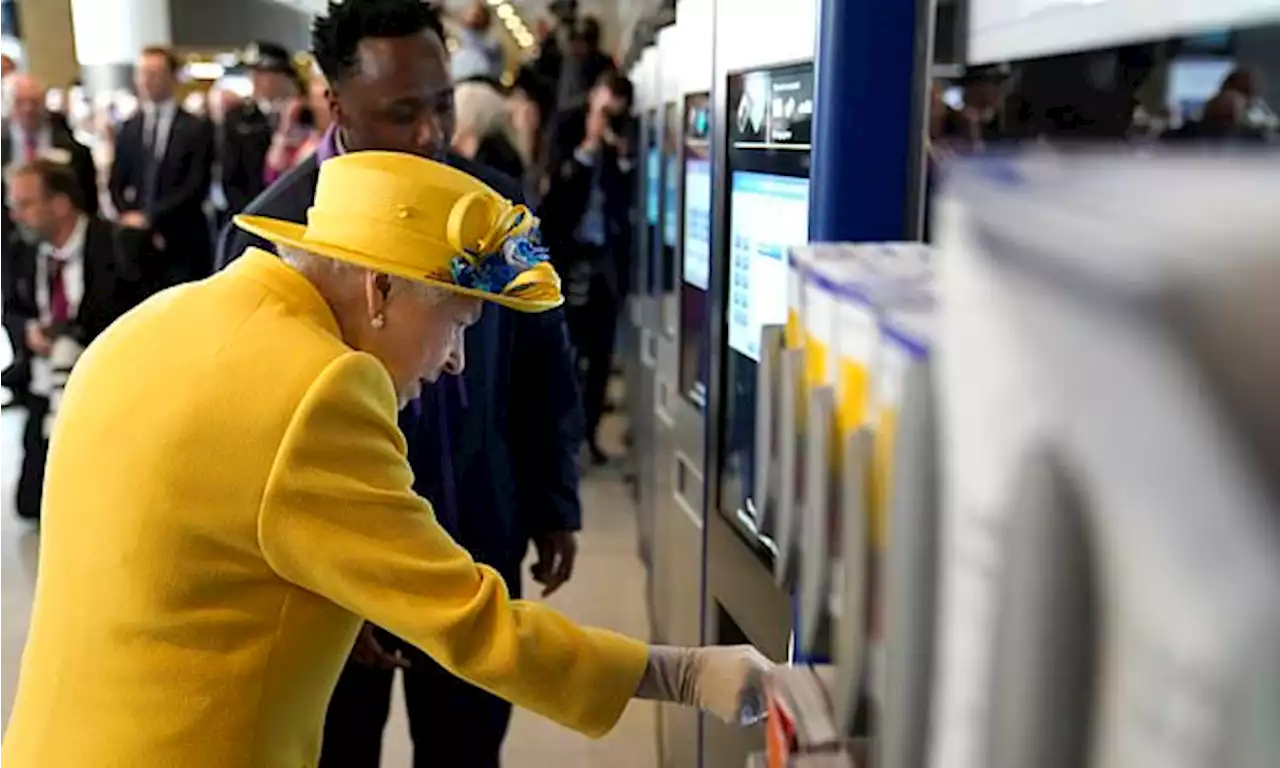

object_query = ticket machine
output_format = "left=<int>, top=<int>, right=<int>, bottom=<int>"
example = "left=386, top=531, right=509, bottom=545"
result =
left=926, top=10, right=1280, bottom=768
left=702, top=1, right=819, bottom=764
left=629, top=43, right=660, bottom=589
left=649, top=1, right=715, bottom=766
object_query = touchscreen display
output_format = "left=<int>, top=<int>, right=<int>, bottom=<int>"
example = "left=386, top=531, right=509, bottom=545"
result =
left=646, top=147, right=661, bottom=226
left=718, top=63, right=813, bottom=553
left=663, top=155, right=680, bottom=248
left=683, top=158, right=712, bottom=291
left=657, top=102, right=680, bottom=296
left=726, top=173, right=810, bottom=361
left=679, top=93, right=713, bottom=408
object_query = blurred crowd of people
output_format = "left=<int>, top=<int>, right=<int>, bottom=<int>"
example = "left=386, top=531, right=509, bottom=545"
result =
left=928, top=61, right=1277, bottom=152
left=2, top=0, right=643, bottom=472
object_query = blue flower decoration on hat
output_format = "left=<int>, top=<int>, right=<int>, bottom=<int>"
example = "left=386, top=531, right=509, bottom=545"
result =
left=450, top=210, right=552, bottom=295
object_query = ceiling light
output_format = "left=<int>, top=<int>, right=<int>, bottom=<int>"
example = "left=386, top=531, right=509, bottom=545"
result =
left=186, top=62, right=225, bottom=80
left=485, top=0, right=502, bottom=5
left=516, top=34, right=535, bottom=48
left=496, top=3, right=515, bottom=19
left=504, top=16, right=523, bottom=31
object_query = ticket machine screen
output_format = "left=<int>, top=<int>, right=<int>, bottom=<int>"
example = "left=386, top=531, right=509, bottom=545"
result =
left=680, top=94, right=712, bottom=408
left=717, top=62, right=813, bottom=555
left=644, top=111, right=660, bottom=296
left=659, top=102, right=680, bottom=295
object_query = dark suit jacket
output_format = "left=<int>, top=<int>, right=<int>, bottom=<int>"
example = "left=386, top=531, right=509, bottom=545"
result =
left=109, top=106, right=214, bottom=278
left=216, top=152, right=585, bottom=565
left=2, top=116, right=99, bottom=217
left=2, top=217, right=148, bottom=358
left=219, top=102, right=274, bottom=216
left=538, top=132, right=635, bottom=296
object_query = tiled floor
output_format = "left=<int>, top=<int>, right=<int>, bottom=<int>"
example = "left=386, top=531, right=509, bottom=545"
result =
left=0, top=405, right=657, bottom=767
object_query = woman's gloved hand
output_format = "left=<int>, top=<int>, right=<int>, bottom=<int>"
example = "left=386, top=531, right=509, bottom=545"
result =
left=634, top=645, right=774, bottom=725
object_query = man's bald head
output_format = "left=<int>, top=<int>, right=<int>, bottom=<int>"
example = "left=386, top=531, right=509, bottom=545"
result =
left=10, top=74, right=47, bottom=133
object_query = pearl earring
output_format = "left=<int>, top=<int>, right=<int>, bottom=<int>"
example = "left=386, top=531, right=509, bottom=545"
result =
left=371, top=314, right=386, bottom=329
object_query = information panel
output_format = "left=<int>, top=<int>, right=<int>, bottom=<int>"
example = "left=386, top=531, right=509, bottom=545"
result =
left=718, top=61, right=813, bottom=560
left=680, top=93, right=714, bottom=408
left=727, top=173, right=811, bottom=361
left=646, top=147, right=661, bottom=226
left=684, top=158, right=712, bottom=290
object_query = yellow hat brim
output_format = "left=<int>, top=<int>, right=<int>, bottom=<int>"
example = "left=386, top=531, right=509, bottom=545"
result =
left=234, top=215, right=564, bottom=314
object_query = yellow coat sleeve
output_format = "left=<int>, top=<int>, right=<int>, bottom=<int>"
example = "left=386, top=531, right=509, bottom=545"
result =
left=258, top=352, right=649, bottom=738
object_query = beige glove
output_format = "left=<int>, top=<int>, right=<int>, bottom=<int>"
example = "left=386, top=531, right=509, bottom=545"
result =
left=634, top=645, right=774, bottom=725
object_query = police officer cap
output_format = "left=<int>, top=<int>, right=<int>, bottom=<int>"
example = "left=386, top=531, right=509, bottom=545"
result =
left=242, top=41, right=294, bottom=75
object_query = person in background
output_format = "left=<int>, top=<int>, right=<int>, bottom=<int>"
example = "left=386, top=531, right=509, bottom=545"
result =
left=263, top=96, right=322, bottom=185
left=306, top=67, right=332, bottom=134
left=4, top=74, right=101, bottom=404
left=453, top=80, right=525, bottom=183
left=3, top=160, right=147, bottom=521
left=557, top=16, right=615, bottom=110
left=217, top=2, right=588, bottom=764
left=109, top=45, right=214, bottom=284
left=531, top=16, right=564, bottom=96
left=3, top=74, right=99, bottom=217
left=941, top=67, right=1005, bottom=149
left=510, top=65, right=554, bottom=198
left=539, top=70, right=635, bottom=466
left=451, top=0, right=503, bottom=85
left=1229, top=68, right=1278, bottom=135
left=220, top=41, right=301, bottom=216
left=207, top=85, right=242, bottom=231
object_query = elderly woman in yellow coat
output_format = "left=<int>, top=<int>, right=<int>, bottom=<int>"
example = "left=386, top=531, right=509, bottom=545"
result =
left=2, top=151, right=771, bottom=766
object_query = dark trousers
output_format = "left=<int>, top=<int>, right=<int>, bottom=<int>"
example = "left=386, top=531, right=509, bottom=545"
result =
left=319, top=561, right=522, bottom=767
left=16, top=395, right=49, bottom=521
left=565, top=253, right=620, bottom=447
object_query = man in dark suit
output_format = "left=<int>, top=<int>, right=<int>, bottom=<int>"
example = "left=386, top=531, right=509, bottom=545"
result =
left=4, top=160, right=148, bottom=521
left=546, top=68, right=634, bottom=181
left=217, top=2, right=585, bottom=765
left=540, top=70, right=635, bottom=464
left=109, top=45, right=214, bottom=285
left=3, top=74, right=99, bottom=217
left=219, top=41, right=302, bottom=217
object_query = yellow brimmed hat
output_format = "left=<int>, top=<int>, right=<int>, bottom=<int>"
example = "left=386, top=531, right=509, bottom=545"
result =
left=233, top=151, right=563, bottom=313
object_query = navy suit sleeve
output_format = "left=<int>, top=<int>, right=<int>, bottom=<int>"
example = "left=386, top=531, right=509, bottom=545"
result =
left=216, top=217, right=274, bottom=269
left=510, top=305, right=585, bottom=534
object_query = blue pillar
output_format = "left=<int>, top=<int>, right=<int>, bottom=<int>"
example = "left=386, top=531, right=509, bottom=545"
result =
left=809, top=0, right=929, bottom=242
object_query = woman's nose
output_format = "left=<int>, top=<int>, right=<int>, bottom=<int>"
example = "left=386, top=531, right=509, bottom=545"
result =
left=443, top=341, right=466, bottom=376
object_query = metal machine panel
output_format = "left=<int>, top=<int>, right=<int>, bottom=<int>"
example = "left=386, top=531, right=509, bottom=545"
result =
left=703, top=2, right=818, bottom=765
left=652, top=4, right=715, bottom=763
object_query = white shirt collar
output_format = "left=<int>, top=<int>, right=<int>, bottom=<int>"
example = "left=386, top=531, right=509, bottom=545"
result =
left=145, top=99, right=177, bottom=119
left=9, top=121, right=52, bottom=151
left=43, top=215, right=90, bottom=263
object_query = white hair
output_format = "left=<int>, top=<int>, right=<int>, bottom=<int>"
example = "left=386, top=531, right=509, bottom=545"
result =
left=278, top=245, right=451, bottom=304
left=453, top=80, right=519, bottom=152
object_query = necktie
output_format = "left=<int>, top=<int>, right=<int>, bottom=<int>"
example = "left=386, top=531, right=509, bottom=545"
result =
left=144, top=109, right=161, bottom=157
left=24, top=133, right=37, bottom=162
left=48, top=258, right=69, bottom=326
left=142, top=109, right=162, bottom=214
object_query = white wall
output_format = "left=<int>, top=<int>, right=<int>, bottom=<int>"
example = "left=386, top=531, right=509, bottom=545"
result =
left=70, top=0, right=169, bottom=67
left=968, top=0, right=1280, bottom=64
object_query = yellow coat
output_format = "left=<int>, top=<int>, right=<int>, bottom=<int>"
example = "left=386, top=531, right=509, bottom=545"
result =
left=2, top=248, right=649, bottom=767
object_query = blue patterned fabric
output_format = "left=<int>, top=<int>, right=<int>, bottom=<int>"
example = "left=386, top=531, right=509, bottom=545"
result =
left=450, top=227, right=551, bottom=296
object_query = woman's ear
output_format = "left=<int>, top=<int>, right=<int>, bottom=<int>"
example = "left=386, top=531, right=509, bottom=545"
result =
left=364, top=272, right=393, bottom=326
